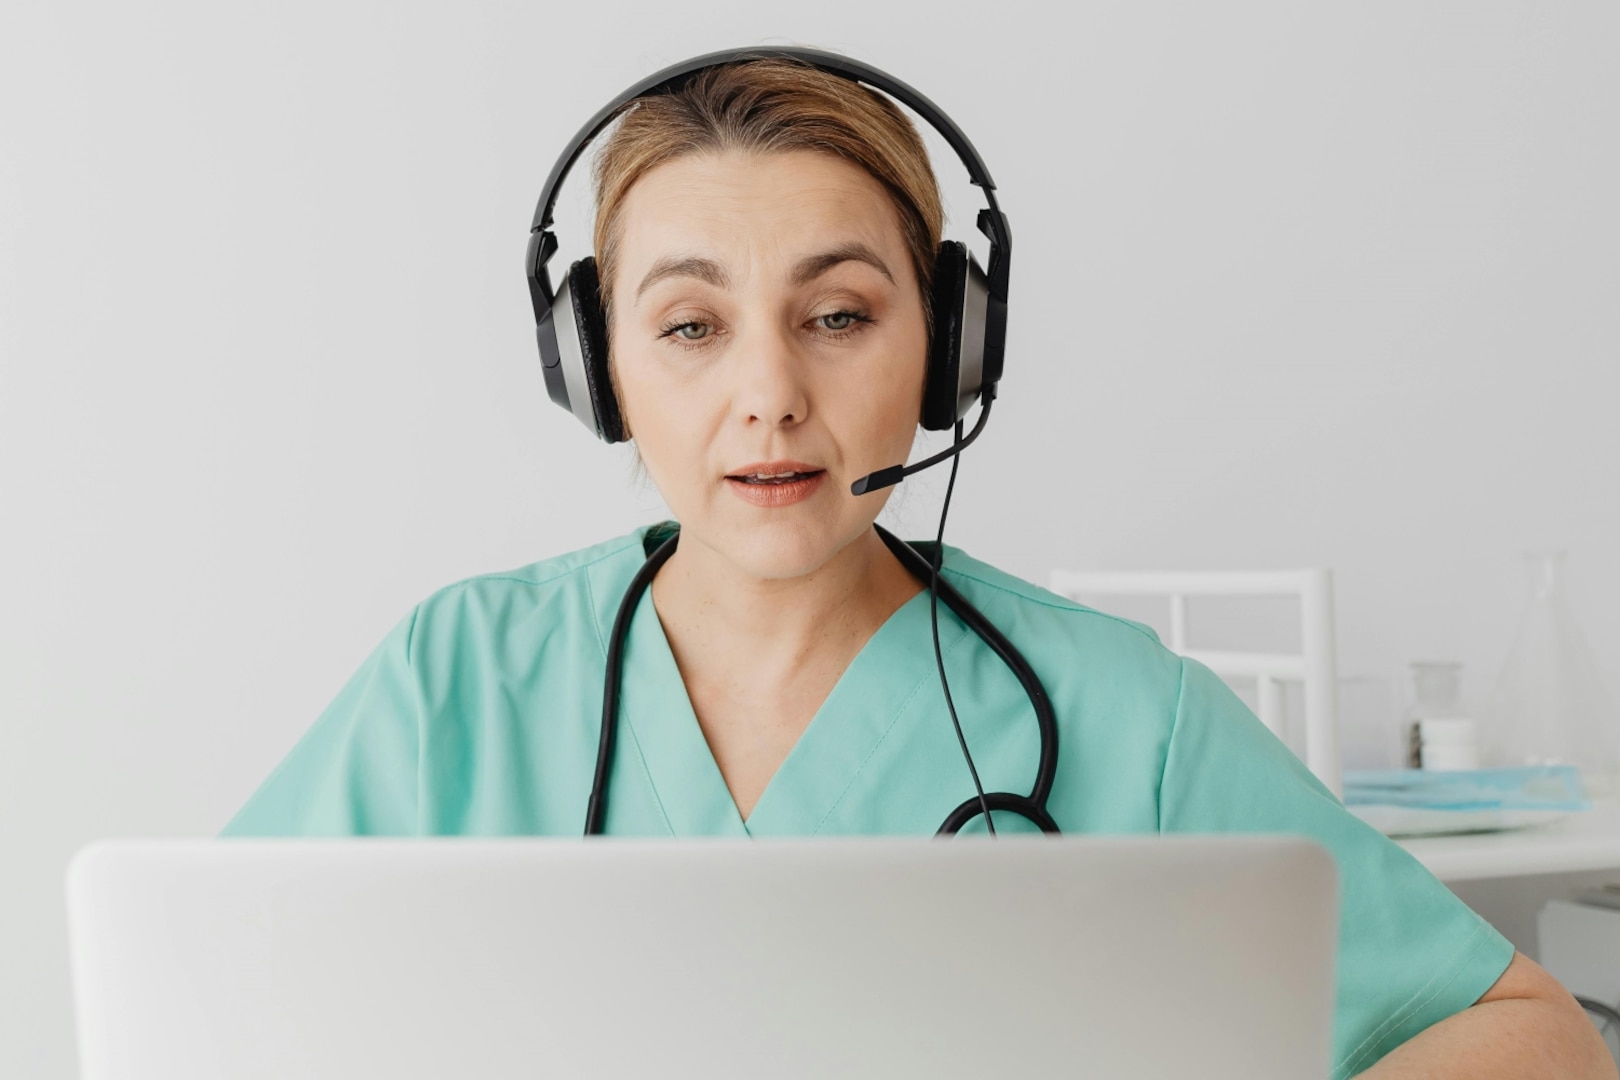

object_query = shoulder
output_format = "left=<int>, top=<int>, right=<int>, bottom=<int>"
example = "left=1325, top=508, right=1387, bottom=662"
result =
left=935, top=541, right=1170, bottom=657
left=402, top=525, right=660, bottom=662
left=932, top=538, right=1186, bottom=719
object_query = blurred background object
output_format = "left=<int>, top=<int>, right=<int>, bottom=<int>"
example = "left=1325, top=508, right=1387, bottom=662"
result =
left=1404, top=661, right=1479, bottom=770
left=1482, top=550, right=1620, bottom=796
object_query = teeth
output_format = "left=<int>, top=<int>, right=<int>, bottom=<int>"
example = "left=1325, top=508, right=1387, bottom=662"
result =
left=734, top=469, right=818, bottom=485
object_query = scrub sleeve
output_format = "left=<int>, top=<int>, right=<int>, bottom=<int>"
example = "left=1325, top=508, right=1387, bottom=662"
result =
left=1161, top=656, right=1516, bottom=1079
left=220, top=607, right=422, bottom=836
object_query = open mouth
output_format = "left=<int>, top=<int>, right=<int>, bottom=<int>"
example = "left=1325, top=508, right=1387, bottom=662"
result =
left=728, top=469, right=825, bottom=485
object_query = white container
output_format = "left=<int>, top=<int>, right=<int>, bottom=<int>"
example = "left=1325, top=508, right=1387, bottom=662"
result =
left=1418, top=717, right=1479, bottom=771
left=1404, top=661, right=1475, bottom=770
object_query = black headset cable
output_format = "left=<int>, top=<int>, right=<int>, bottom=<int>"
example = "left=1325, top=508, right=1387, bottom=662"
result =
left=929, top=416, right=996, bottom=836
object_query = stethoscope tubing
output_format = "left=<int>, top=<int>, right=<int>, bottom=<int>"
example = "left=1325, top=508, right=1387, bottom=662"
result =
left=586, top=526, right=1060, bottom=836
left=874, top=526, right=1061, bottom=834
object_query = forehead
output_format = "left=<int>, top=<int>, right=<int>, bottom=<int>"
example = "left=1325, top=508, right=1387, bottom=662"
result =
left=611, top=149, right=909, bottom=286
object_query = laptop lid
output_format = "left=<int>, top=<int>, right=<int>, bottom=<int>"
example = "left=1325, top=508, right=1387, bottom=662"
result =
left=67, top=835, right=1336, bottom=1079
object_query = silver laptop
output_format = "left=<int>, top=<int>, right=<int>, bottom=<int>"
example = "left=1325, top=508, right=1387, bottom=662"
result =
left=66, top=835, right=1337, bottom=1079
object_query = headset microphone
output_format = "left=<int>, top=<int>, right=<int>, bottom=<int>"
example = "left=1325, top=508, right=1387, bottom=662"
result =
left=849, top=385, right=997, bottom=496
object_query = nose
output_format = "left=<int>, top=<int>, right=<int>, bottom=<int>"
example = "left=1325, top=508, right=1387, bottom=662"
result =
left=729, top=320, right=810, bottom=430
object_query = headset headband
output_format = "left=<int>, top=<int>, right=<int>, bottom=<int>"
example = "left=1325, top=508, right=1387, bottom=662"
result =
left=527, top=45, right=1011, bottom=301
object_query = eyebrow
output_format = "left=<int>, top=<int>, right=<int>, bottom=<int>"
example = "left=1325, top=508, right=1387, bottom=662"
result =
left=634, top=241, right=896, bottom=301
left=790, top=242, right=896, bottom=289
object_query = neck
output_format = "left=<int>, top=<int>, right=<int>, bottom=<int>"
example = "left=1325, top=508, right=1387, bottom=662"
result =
left=650, top=525, right=924, bottom=680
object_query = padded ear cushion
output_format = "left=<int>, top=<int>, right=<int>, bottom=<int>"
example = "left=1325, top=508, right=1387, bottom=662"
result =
left=566, top=257, right=625, bottom=443
left=922, top=241, right=969, bottom=431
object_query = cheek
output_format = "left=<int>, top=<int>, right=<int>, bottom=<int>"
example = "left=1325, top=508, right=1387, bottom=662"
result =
left=610, top=348, right=709, bottom=493
left=881, top=328, right=932, bottom=425
left=610, top=343, right=668, bottom=435
left=825, top=354, right=927, bottom=452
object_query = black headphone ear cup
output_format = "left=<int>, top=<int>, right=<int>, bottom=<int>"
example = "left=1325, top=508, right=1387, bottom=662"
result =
left=565, top=257, right=626, bottom=443
left=923, top=242, right=969, bottom=430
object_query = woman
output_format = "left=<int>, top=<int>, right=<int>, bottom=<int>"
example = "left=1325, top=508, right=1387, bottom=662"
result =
left=221, top=48, right=1610, bottom=1078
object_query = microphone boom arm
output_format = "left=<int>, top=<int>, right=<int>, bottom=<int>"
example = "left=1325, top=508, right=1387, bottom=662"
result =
left=850, top=384, right=998, bottom=496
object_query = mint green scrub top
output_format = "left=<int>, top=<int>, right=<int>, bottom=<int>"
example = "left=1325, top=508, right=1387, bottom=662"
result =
left=220, top=523, right=1514, bottom=1078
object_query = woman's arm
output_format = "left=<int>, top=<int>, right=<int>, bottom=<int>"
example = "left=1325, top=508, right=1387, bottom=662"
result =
left=1358, top=950, right=1615, bottom=1079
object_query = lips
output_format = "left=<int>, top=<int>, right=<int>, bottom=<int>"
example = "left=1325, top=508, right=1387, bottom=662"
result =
left=723, top=461, right=828, bottom=508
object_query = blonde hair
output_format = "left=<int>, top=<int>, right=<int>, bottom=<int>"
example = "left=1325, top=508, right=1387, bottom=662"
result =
left=588, top=54, right=945, bottom=334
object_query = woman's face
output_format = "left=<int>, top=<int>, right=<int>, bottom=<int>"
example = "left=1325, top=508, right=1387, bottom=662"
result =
left=607, top=149, right=930, bottom=582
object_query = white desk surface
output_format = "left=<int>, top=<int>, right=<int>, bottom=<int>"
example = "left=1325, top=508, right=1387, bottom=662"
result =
left=1398, top=797, right=1620, bottom=883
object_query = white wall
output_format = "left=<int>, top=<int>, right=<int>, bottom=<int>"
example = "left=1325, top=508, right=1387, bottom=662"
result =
left=3, top=2, right=1617, bottom=1075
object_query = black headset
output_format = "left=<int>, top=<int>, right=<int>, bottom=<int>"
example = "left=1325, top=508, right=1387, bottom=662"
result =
left=523, top=44, right=1013, bottom=443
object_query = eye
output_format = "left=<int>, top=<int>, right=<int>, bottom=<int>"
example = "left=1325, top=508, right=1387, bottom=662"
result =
left=658, top=319, right=716, bottom=347
left=812, top=309, right=874, bottom=336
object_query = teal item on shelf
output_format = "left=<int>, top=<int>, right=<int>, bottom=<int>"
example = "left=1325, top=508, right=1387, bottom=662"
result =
left=1342, top=765, right=1590, bottom=812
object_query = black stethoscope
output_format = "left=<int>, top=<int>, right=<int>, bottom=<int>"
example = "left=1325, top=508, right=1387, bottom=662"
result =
left=584, top=522, right=1061, bottom=837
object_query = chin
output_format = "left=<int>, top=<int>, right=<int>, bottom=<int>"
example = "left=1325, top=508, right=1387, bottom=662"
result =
left=696, top=512, right=864, bottom=582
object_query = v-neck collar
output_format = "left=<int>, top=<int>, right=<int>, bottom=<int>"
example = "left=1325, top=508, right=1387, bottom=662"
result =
left=590, top=524, right=968, bottom=838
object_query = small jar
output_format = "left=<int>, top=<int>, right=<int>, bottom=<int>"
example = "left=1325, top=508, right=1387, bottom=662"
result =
left=1405, top=661, right=1479, bottom=770
left=1418, top=717, right=1480, bottom=771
